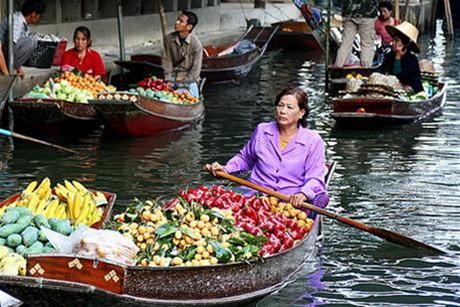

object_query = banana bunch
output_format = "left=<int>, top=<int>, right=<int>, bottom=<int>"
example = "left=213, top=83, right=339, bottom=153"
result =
left=54, top=180, right=105, bottom=226
left=0, top=248, right=26, bottom=276
left=15, top=178, right=67, bottom=219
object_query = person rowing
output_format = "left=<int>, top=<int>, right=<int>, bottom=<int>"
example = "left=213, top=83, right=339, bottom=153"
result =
left=205, top=86, right=329, bottom=215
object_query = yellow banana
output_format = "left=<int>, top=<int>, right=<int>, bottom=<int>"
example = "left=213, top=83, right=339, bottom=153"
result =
left=42, top=186, right=52, bottom=202
left=22, top=181, right=38, bottom=195
left=44, top=198, right=60, bottom=218
left=35, top=199, right=48, bottom=215
left=55, top=184, right=71, bottom=201
left=76, top=193, right=91, bottom=224
left=34, top=177, right=51, bottom=199
left=72, top=190, right=84, bottom=221
left=57, top=203, right=67, bottom=219
left=26, top=194, right=40, bottom=212
left=72, top=180, right=88, bottom=192
left=64, top=180, right=77, bottom=193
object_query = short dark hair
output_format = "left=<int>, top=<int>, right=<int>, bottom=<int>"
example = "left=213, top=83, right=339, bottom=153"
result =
left=21, top=0, right=46, bottom=16
left=274, top=86, right=309, bottom=127
left=378, top=1, right=393, bottom=11
left=182, top=10, right=198, bottom=30
left=73, top=26, right=92, bottom=48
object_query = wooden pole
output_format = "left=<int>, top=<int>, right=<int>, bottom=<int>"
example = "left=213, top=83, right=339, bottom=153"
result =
left=430, top=0, right=439, bottom=37
left=443, top=0, right=454, bottom=37
left=395, top=0, right=400, bottom=20
left=157, top=0, right=168, bottom=46
left=404, top=0, right=410, bottom=21
left=325, top=0, right=332, bottom=93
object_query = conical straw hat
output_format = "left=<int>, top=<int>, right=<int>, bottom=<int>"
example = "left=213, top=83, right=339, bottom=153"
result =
left=385, top=21, right=420, bottom=53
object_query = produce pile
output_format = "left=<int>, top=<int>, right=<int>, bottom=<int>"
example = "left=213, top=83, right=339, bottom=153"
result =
left=128, top=76, right=199, bottom=105
left=24, top=70, right=115, bottom=103
left=0, top=178, right=108, bottom=275
left=113, top=186, right=314, bottom=267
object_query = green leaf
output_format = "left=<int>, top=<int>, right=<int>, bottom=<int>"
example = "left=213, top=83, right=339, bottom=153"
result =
left=182, top=246, right=198, bottom=261
left=155, top=223, right=178, bottom=239
left=180, top=225, right=199, bottom=240
left=240, top=232, right=267, bottom=246
left=210, top=240, right=232, bottom=263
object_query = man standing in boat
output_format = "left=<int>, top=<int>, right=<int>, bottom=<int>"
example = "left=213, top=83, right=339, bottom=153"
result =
left=334, top=0, right=379, bottom=67
left=162, top=11, right=203, bottom=98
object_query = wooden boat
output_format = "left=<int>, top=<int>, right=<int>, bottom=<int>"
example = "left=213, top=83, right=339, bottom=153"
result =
left=0, top=165, right=336, bottom=306
left=9, top=98, right=100, bottom=131
left=0, top=190, right=116, bottom=229
left=89, top=93, right=204, bottom=136
left=332, top=83, right=447, bottom=125
left=328, top=65, right=379, bottom=96
left=270, top=20, right=323, bottom=51
left=115, top=26, right=279, bottom=85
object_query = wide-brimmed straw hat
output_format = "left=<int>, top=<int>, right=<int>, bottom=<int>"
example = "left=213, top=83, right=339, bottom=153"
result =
left=385, top=21, right=420, bottom=53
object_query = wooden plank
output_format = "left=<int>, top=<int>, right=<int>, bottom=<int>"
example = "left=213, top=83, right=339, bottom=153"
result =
left=443, top=0, right=454, bottom=37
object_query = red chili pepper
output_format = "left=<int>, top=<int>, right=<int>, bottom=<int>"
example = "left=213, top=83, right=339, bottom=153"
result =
left=164, top=198, right=179, bottom=210
left=243, top=206, right=259, bottom=223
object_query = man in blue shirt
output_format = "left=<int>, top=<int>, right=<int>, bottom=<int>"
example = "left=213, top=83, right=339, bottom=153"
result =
left=0, top=0, right=46, bottom=77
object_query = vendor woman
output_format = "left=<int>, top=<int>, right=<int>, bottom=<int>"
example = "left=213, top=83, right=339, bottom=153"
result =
left=380, top=21, right=423, bottom=93
left=205, top=86, right=329, bottom=212
left=61, top=26, right=106, bottom=79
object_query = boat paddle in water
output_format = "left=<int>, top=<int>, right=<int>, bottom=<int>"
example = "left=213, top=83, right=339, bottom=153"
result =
left=207, top=170, right=446, bottom=255
left=0, top=128, right=79, bottom=154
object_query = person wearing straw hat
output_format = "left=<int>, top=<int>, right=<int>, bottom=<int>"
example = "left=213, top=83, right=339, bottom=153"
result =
left=380, top=21, right=423, bottom=93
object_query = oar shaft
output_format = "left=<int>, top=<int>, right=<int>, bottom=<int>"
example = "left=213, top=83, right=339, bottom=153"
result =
left=0, top=128, right=78, bottom=154
left=213, top=170, right=445, bottom=254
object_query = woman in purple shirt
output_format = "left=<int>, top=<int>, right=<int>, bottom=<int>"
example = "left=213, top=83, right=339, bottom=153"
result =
left=206, top=86, right=329, bottom=210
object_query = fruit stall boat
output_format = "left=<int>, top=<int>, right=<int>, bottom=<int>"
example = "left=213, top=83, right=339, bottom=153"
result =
left=331, top=83, right=447, bottom=126
left=9, top=98, right=100, bottom=131
left=90, top=93, right=205, bottom=136
left=115, top=26, right=279, bottom=85
left=0, top=165, right=335, bottom=306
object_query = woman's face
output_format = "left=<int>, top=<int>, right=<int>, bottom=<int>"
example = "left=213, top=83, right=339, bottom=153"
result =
left=392, top=36, right=407, bottom=53
left=275, top=94, right=305, bottom=128
left=74, top=31, right=90, bottom=52
left=379, top=7, right=392, bottom=20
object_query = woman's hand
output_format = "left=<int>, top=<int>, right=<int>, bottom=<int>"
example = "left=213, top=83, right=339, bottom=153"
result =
left=204, top=162, right=226, bottom=177
left=289, top=193, right=307, bottom=208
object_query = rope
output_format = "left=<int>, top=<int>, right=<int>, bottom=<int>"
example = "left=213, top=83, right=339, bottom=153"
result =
left=238, top=0, right=248, bottom=22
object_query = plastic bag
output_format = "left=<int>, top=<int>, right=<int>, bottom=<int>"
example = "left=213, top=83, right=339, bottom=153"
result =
left=42, top=226, right=139, bottom=266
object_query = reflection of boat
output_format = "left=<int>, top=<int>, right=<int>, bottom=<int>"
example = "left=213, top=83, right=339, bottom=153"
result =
left=0, top=166, right=335, bottom=306
left=269, top=20, right=323, bottom=51
left=9, top=98, right=100, bottom=131
left=332, top=83, right=447, bottom=125
left=115, top=26, right=278, bottom=85
left=90, top=94, right=204, bottom=136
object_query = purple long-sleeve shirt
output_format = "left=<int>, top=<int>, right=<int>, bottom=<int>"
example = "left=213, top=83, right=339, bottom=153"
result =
left=224, top=121, right=328, bottom=203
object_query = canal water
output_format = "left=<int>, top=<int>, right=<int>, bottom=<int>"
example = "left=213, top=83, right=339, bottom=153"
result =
left=1, top=28, right=459, bottom=305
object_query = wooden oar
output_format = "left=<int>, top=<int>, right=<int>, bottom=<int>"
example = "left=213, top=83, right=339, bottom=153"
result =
left=209, top=170, right=446, bottom=255
left=0, top=128, right=79, bottom=154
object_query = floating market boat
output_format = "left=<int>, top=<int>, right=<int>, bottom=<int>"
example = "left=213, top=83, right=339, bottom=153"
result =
left=9, top=98, right=100, bottom=131
left=0, top=165, right=336, bottom=306
left=90, top=93, right=204, bottom=136
left=115, top=26, right=278, bottom=85
left=331, top=83, right=447, bottom=125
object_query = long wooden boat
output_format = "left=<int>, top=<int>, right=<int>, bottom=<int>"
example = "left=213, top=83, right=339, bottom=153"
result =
left=89, top=93, right=204, bottom=136
left=270, top=20, right=323, bottom=51
left=328, top=65, right=380, bottom=96
left=9, top=98, right=100, bottom=131
left=115, top=26, right=279, bottom=85
left=0, top=165, right=336, bottom=306
left=332, top=83, right=447, bottom=125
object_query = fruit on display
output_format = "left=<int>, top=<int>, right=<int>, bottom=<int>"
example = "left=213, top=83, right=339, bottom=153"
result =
left=0, top=247, right=26, bottom=276
left=113, top=198, right=266, bottom=267
left=24, top=70, right=115, bottom=103
left=0, top=178, right=107, bottom=227
left=97, top=92, right=138, bottom=102
left=112, top=185, right=315, bottom=267
left=128, top=76, right=200, bottom=105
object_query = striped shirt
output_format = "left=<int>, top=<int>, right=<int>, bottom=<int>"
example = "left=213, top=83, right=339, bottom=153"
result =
left=0, top=12, right=29, bottom=45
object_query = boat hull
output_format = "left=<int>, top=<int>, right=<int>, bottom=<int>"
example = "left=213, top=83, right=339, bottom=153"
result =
left=332, top=83, right=447, bottom=126
left=270, top=21, right=323, bottom=51
left=9, top=99, right=100, bottom=132
left=90, top=96, right=204, bottom=136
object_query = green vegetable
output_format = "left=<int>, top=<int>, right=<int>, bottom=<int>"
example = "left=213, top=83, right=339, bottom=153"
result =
left=24, top=241, right=44, bottom=256
left=33, top=214, right=50, bottom=229
left=21, top=226, right=39, bottom=247
left=15, top=244, right=26, bottom=255
left=38, top=230, right=48, bottom=242
left=0, top=238, right=6, bottom=245
left=17, top=215, right=33, bottom=226
left=48, top=218, right=61, bottom=231
left=0, top=223, right=29, bottom=238
left=54, top=220, right=71, bottom=236
left=42, top=246, right=56, bottom=254
left=13, top=207, right=33, bottom=216
left=6, top=233, right=22, bottom=248
left=1, top=210, right=20, bottom=224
